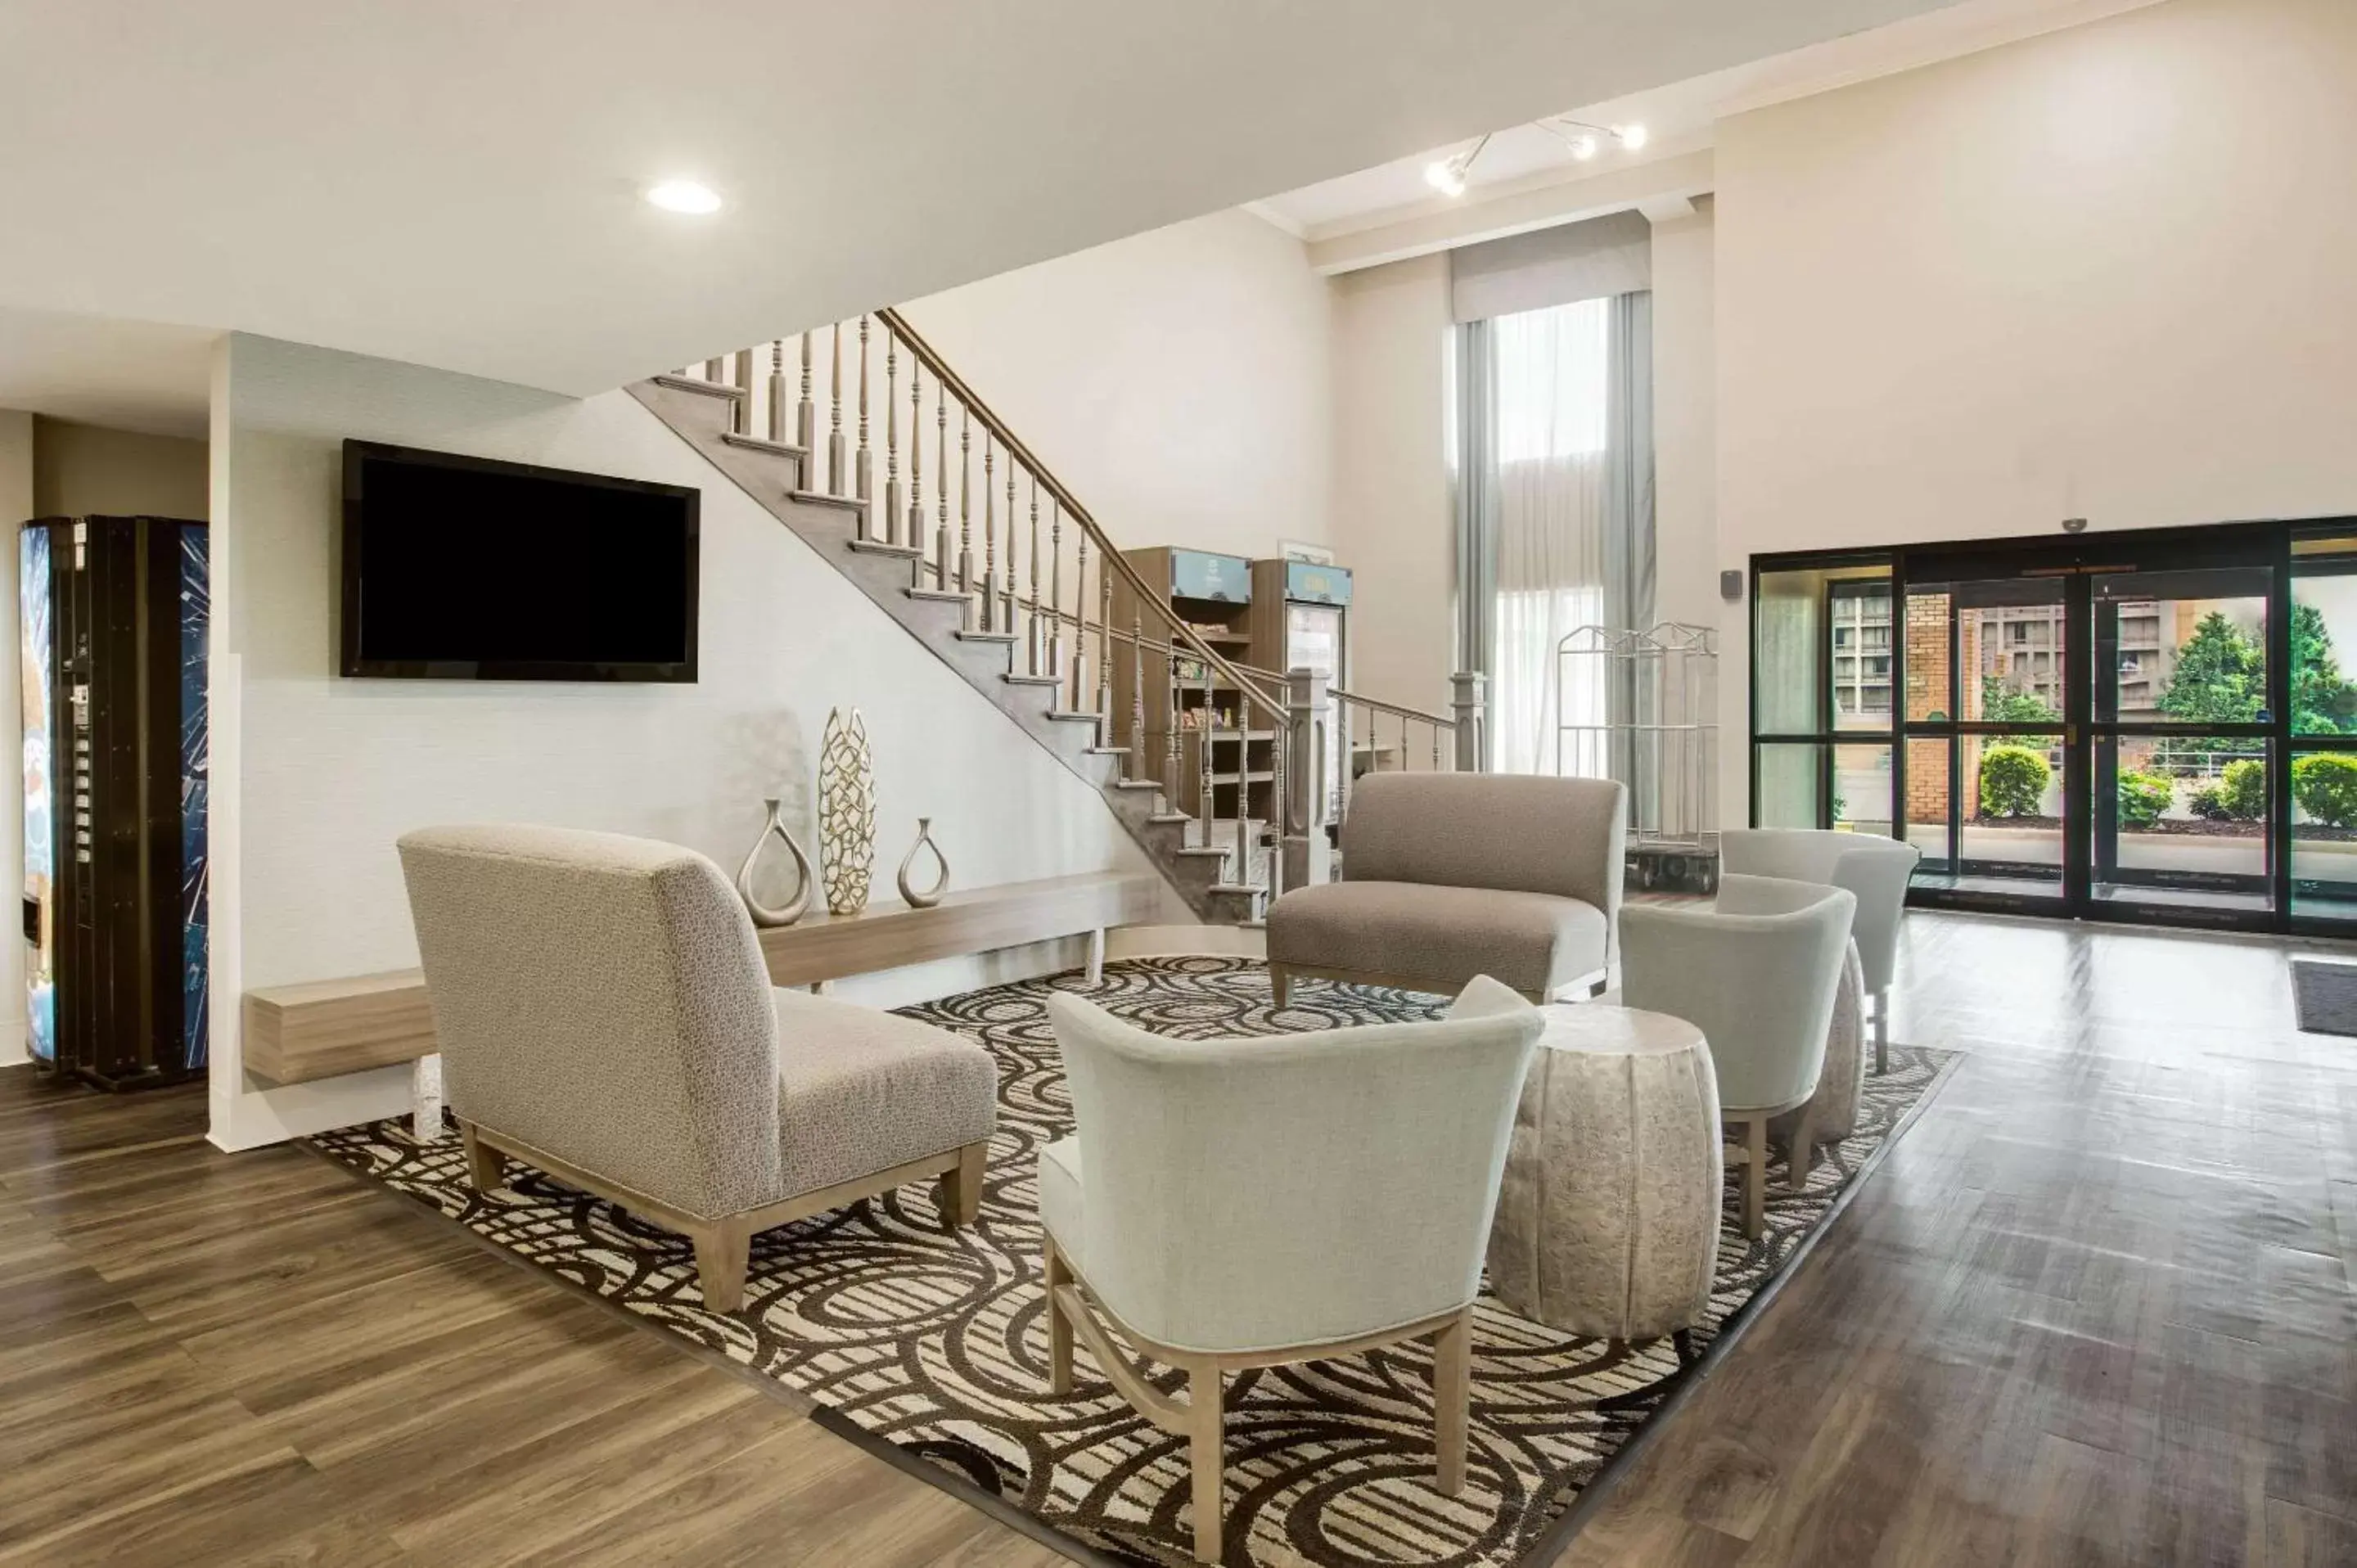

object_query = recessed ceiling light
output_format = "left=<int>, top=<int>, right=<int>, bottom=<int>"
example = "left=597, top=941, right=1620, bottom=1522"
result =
left=1569, top=133, right=1600, bottom=161
left=646, top=179, right=723, bottom=215
left=1613, top=124, right=1649, bottom=151
left=1423, top=159, right=1467, bottom=197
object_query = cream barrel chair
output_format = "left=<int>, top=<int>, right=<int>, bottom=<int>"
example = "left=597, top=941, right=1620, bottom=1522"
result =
left=1719, top=828, right=1920, bottom=1073
left=1038, top=979, right=1545, bottom=1564
left=399, top=824, right=998, bottom=1312
left=1620, top=874, right=1856, bottom=1237
left=1265, top=773, right=1627, bottom=1006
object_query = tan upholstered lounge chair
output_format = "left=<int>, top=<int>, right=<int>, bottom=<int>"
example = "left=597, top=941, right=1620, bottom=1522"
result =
left=397, top=823, right=998, bottom=1312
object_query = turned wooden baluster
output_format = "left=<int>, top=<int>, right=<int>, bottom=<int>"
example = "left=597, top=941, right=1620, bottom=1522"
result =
left=826, top=324, right=846, bottom=498
left=1235, top=695, right=1253, bottom=880
left=854, top=317, right=873, bottom=523
left=1266, top=696, right=1286, bottom=904
left=1046, top=496, right=1064, bottom=684
left=980, top=435, right=998, bottom=632
left=1003, top=461, right=1020, bottom=636
left=1026, top=479, right=1044, bottom=677
left=1067, top=525, right=1089, bottom=707
left=1130, top=612, right=1146, bottom=782
left=728, top=346, right=751, bottom=435
left=881, top=329, right=898, bottom=547
left=1198, top=657, right=1216, bottom=843
left=957, top=408, right=974, bottom=595
left=907, top=356, right=925, bottom=554
left=1164, top=641, right=1183, bottom=805
left=796, top=332, right=815, bottom=456
left=766, top=340, right=790, bottom=447
left=1098, top=571, right=1115, bottom=723
left=935, top=385, right=951, bottom=586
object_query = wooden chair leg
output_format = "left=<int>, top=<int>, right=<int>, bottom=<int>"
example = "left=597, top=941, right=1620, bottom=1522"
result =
left=939, top=1139, right=989, bottom=1228
left=1043, top=1233, right=1075, bottom=1395
left=1431, top=1307, right=1471, bottom=1495
left=1186, top=1360, right=1225, bottom=1565
left=1787, top=1104, right=1817, bottom=1193
left=460, top=1122, right=504, bottom=1192
left=692, top=1216, right=750, bottom=1313
left=1743, top=1115, right=1768, bottom=1239
left=1269, top=964, right=1290, bottom=1009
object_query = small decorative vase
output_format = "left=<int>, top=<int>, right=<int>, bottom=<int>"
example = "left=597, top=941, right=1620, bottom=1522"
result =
left=736, top=797, right=813, bottom=927
left=818, top=707, right=877, bottom=916
left=896, top=818, right=950, bottom=909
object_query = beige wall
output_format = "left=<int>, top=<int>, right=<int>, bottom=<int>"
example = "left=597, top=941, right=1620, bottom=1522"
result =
left=31, top=417, right=208, bottom=519
left=899, top=208, right=1335, bottom=565
left=1715, top=0, right=2357, bottom=818
left=1327, top=254, right=1456, bottom=712
left=1650, top=199, right=1718, bottom=633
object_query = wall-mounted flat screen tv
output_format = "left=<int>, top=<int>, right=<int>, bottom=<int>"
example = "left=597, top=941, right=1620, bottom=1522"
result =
left=340, top=441, right=699, bottom=682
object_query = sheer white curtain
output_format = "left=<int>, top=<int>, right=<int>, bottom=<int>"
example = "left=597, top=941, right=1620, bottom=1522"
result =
left=1489, top=298, right=1610, bottom=775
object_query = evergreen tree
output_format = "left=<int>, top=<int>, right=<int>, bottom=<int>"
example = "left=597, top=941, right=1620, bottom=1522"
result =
left=1977, top=674, right=2059, bottom=750
left=2292, top=602, right=2357, bottom=735
left=2156, top=611, right=2263, bottom=728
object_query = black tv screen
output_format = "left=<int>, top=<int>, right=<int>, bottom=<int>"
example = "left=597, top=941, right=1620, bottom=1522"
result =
left=340, top=441, right=698, bottom=682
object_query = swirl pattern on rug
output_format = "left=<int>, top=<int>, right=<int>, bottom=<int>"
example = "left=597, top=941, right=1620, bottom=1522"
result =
left=309, top=957, right=1950, bottom=1568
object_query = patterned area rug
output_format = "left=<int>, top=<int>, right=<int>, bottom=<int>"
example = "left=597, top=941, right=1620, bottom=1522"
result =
left=310, top=957, right=1954, bottom=1568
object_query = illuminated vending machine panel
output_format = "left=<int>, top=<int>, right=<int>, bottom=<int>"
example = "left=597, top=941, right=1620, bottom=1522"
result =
left=20, top=516, right=208, bottom=1089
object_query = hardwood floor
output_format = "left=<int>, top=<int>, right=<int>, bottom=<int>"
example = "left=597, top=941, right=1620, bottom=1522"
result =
left=2, top=913, right=2351, bottom=1566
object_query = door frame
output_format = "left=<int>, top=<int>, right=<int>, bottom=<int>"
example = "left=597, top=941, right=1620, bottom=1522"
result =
left=1750, top=516, right=2357, bottom=938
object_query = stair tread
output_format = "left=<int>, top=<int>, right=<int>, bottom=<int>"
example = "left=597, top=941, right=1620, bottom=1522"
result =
left=789, top=489, right=867, bottom=513
left=954, top=629, right=1017, bottom=644
left=849, top=538, right=923, bottom=558
left=1003, top=674, right=1060, bottom=687
left=720, top=430, right=808, bottom=459
left=907, top=587, right=971, bottom=603
left=651, top=374, right=745, bottom=401
left=1112, top=780, right=1163, bottom=792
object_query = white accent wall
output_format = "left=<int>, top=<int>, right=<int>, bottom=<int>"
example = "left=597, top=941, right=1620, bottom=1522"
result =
left=206, top=333, right=1165, bottom=1151
left=1715, top=0, right=2357, bottom=819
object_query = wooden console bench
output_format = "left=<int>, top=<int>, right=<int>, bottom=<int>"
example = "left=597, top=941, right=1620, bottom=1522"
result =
left=242, top=871, right=1159, bottom=1134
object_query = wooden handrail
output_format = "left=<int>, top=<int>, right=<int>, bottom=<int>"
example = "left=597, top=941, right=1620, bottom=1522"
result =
left=877, top=307, right=1289, bottom=717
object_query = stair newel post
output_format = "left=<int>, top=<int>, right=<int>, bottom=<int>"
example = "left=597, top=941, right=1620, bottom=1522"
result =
left=1047, top=497, right=1065, bottom=684
left=908, top=358, right=926, bottom=556
left=796, top=331, right=816, bottom=455
left=1233, top=689, right=1251, bottom=890
left=1026, top=477, right=1043, bottom=677
left=1336, top=695, right=1354, bottom=827
left=766, top=340, right=791, bottom=446
left=881, top=331, right=899, bottom=548
left=1197, top=656, right=1216, bottom=845
left=956, top=408, right=974, bottom=596
left=728, top=346, right=752, bottom=435
left=704, top=352, right=727, bottom=383
left=1451, top=671, right=1487, bottom=773
left=1264, top=692, right=1286, bottom=906
left=980, top=435, right=998, bottom=633
left=855, top=316, right=874, bottom=534
left=827, top=323, right=846, bottom=498
left=1431, top=721, right=1441, bottom=772
left=1284, top=669, right=1333, bottom=890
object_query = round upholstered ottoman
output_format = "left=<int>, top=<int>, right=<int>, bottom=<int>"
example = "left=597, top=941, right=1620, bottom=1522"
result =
left=1772, top=938, right=1865, bottom=1183
left=1486, top=1004, right=1722, bottom=1342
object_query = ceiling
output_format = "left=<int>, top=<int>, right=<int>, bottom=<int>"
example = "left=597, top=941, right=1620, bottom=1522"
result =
left=1255, top=0, right=2167, bottom=242
left=0, top=0, right=1978, bottom=408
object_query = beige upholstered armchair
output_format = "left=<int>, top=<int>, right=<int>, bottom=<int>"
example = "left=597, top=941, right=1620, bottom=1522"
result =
left=1264, top=773, right=1627, bottom=1005
left=398, top=824, right=998, bottom=1312
left=1039, top=977, right=1544, bottom=1564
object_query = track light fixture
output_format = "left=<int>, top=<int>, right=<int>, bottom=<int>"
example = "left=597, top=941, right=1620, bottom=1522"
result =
left=1424, top=119, right=1649, bottom=200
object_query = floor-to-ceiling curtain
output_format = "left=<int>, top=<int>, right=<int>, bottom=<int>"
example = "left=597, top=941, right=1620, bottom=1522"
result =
left=1488, top=297, right=1611, bottom=775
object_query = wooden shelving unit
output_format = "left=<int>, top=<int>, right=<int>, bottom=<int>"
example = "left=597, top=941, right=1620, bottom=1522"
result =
left=1110, top=547, right=1279, bottom=825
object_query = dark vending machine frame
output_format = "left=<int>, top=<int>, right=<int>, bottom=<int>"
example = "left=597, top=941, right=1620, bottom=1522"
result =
left=21, top=516, right=209, bottom=1090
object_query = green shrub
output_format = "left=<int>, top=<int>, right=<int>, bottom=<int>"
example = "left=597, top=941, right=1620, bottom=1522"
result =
left=1978, top=745, right=2049, bottom=818
left=2220, top=757, right=2269, bottom=821
left=2116, top=770, right=2173, bottom=830
left=2294, top=753, right=2357, bottom=828
left=2188, top=783, right=2230, bottom=821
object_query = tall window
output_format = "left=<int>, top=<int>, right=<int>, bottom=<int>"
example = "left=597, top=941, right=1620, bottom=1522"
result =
left=1489, top=298, right=1611, bottom=774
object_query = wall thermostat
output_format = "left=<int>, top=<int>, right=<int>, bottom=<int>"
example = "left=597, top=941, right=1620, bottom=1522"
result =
left=1719, top=569, right=1743, bottom=601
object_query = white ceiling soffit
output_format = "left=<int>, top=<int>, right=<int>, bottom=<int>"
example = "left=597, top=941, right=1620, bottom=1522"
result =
left=0, top=307, right=215, bottom=439
left=0, top=0, right=1984, bottom=398
left=1264, top=0, right=2170, bottom=258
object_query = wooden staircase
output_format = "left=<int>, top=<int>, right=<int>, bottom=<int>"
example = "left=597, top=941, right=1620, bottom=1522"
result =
left=628, top=327, right=1281, bottom=925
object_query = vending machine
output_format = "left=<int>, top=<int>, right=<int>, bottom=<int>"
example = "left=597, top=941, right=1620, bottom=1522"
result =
left=1247, top=557, right=1352, bottom=825
left=20, top=516, right=209, bottom=1088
